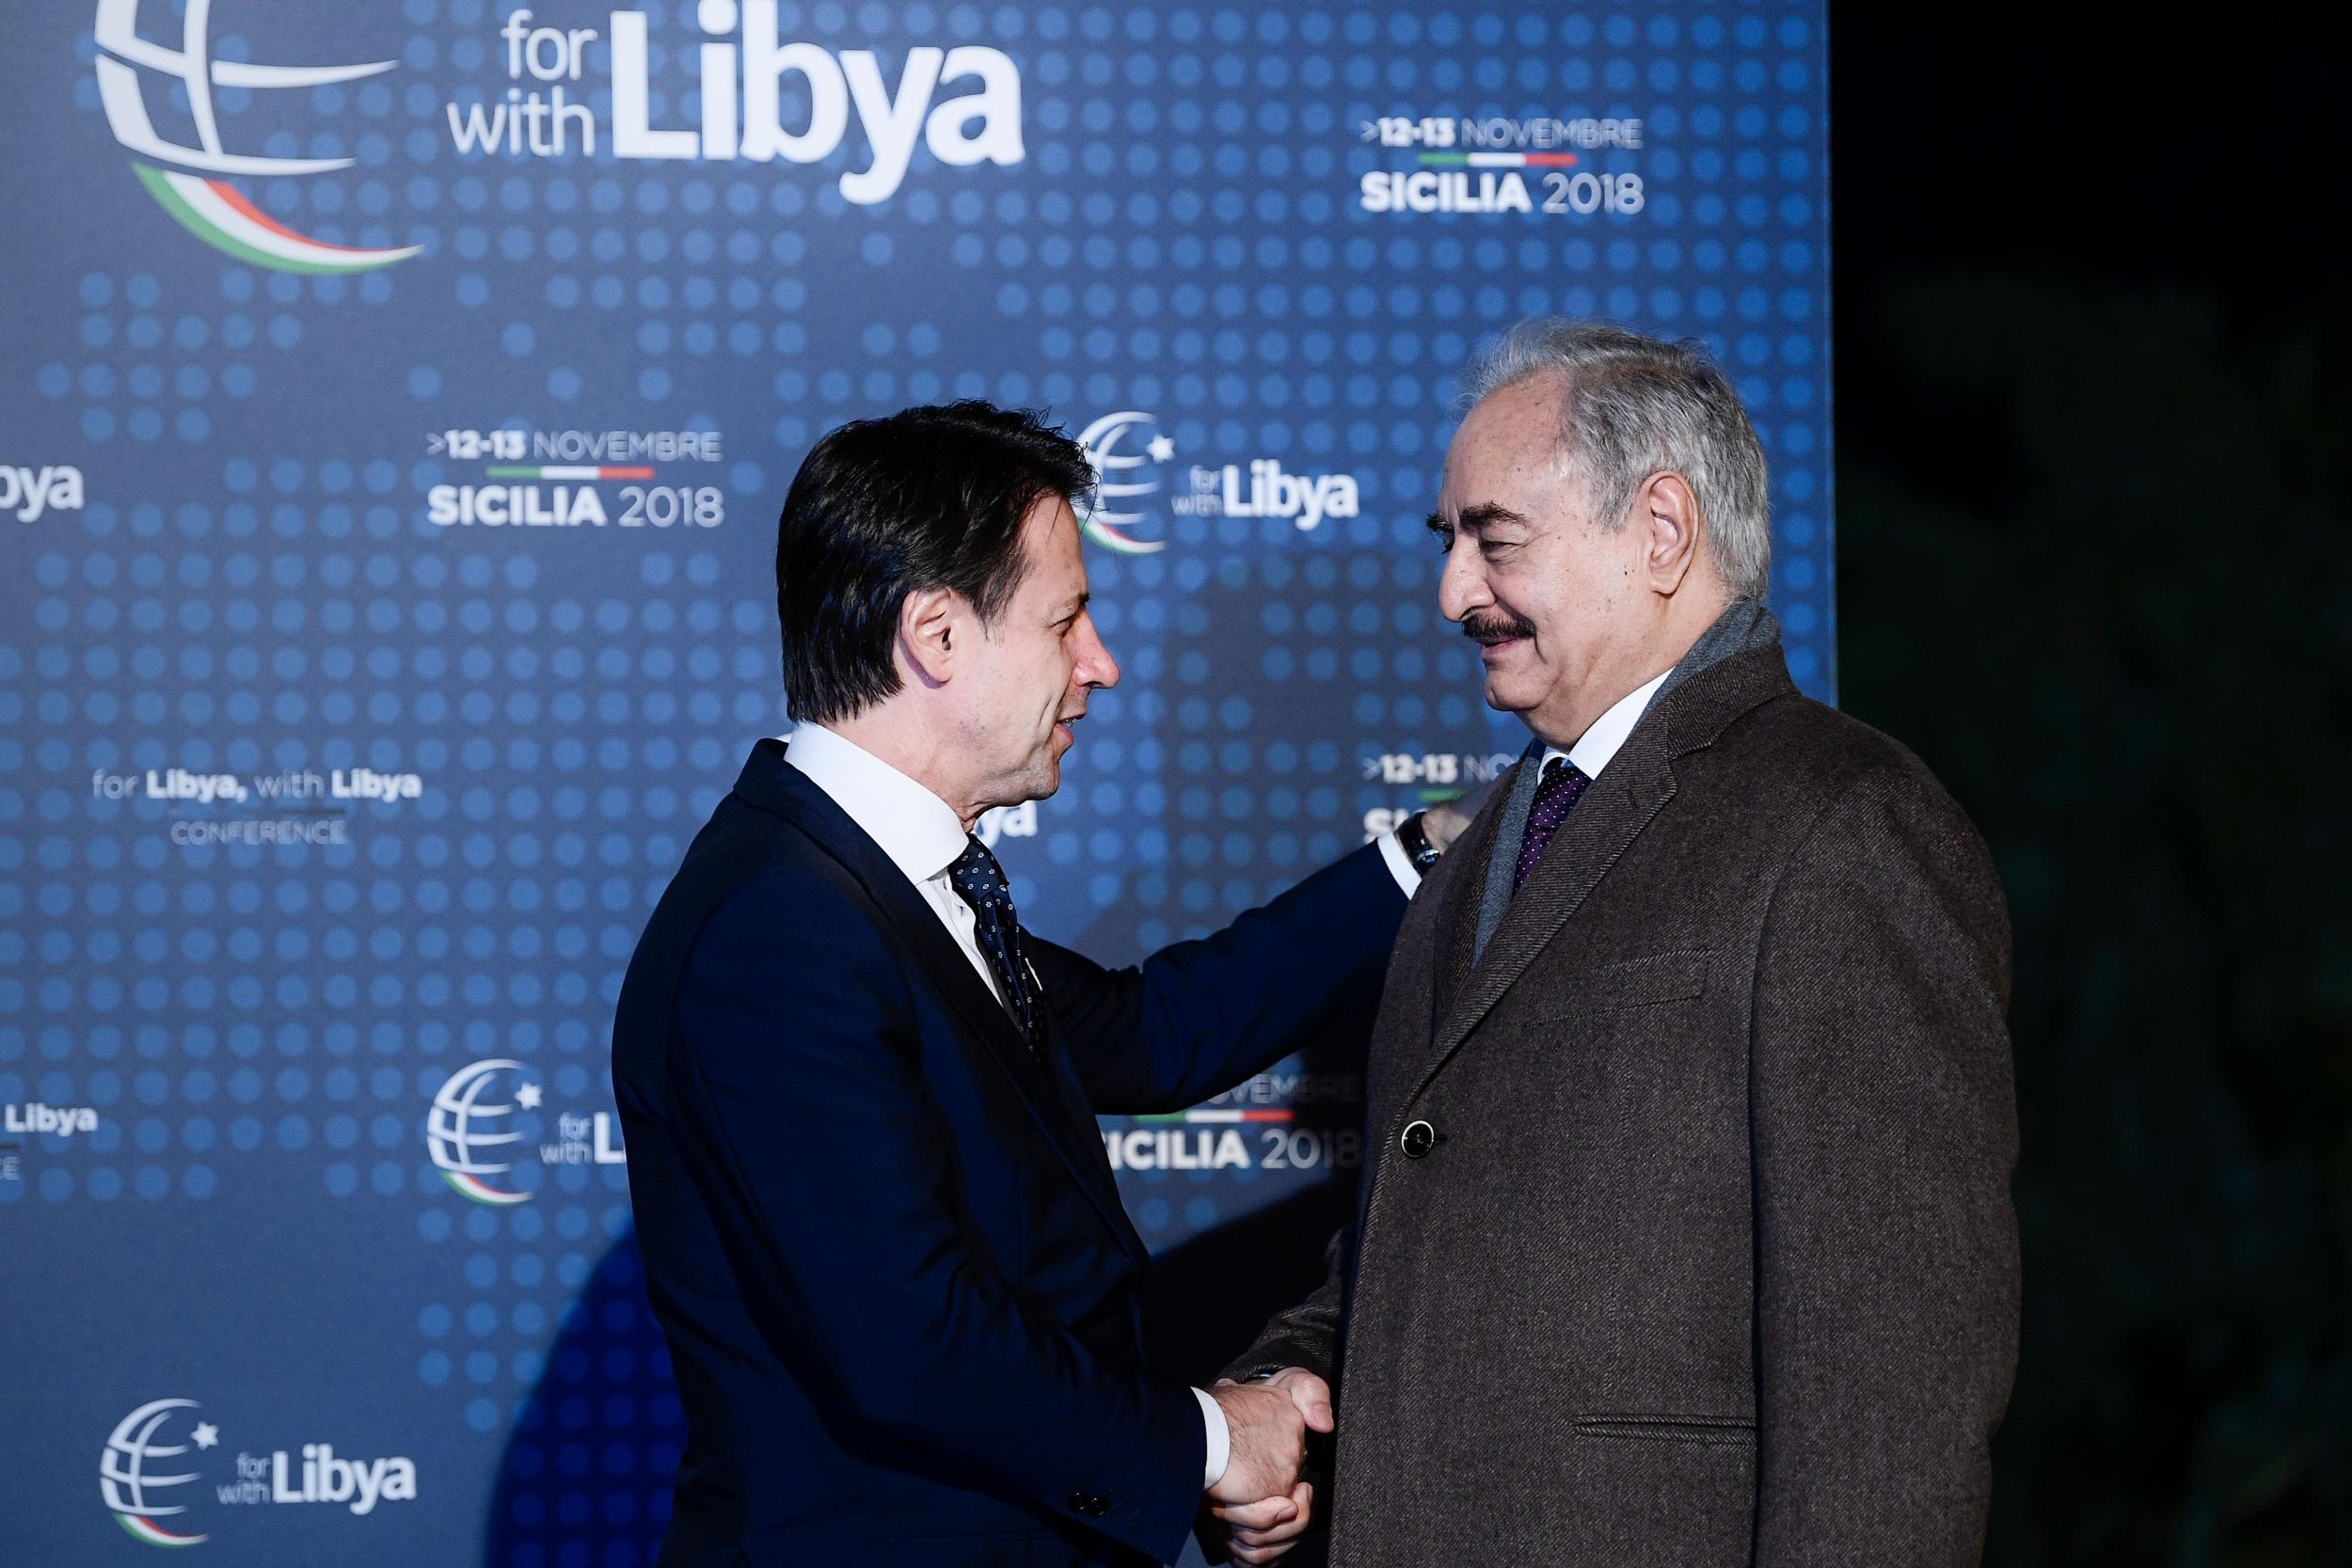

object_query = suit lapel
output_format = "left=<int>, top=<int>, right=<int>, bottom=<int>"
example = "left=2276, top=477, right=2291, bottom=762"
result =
left=1406, top=646, right=1798, bottom=1103
left=729, top=741, right=1146, bottom=1263
left=1038, top=1007, right=1148, bottom=1264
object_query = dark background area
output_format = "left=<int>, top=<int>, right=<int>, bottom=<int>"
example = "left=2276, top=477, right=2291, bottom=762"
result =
left=1831, top=5, right=2348, bottom=1561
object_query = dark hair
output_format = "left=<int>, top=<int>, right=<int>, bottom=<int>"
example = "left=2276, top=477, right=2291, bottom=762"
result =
left=773, top=401, right=1093, bottom=724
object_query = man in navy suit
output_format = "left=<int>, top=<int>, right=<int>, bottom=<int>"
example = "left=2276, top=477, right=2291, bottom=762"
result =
left=613, top=402, right=1481, bottom=1567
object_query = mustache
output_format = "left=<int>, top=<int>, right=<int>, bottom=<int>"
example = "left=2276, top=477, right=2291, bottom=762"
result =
left=1460, top=610, right=1536, bottom=644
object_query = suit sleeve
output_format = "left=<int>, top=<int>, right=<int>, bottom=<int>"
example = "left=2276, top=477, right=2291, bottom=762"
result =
left=666, top=870, right=1204, bottom=1561
left=1030, top=842, right=1406, bottom=1116
left=1749, top=768, right=2021, bottom=1567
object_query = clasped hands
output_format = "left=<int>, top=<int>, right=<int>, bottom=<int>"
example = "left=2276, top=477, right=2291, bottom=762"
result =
left=1205, top=1368, right=1331, bottom=1565
left=1194, top=787, right=1486, bottom=1564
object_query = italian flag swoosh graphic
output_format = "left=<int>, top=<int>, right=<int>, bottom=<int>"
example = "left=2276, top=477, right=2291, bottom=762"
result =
left=115, top=1513, right=206, bottom=1547
left=133, top=162, right=419, bottom=275
left=442, top=1169, right=531, bottom=1206
left=1081, top=517, right=1168, bottom=556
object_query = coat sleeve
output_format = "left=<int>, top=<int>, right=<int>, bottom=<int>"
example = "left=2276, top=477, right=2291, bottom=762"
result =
left=1220, top=1226, right=1351, bottom=1385
left=1216, top=821, right=1470, bottom=1386
left=1749, top=765, right=2021, bottom=1566
left=1029, top=842, right=1406, bottom=1116
left=665, top=870, right=1204, bottom=1561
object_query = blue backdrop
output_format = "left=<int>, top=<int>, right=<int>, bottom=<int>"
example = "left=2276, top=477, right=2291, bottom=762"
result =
left=0, top=0, right=1832, bottom=1560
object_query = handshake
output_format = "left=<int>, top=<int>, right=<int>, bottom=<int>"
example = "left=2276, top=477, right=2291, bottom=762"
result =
left=1204, top=1368, right=1333, bottom=1565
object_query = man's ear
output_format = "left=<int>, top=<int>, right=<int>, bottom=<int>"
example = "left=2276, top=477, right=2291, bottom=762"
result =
left=898, top=586, right=964, bottom=689
left=1632, top=471, right=1702, bottom=597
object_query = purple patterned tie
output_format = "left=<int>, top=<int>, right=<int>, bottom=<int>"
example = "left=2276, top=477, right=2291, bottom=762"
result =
left=1513, top=756, right=1593, bottom=893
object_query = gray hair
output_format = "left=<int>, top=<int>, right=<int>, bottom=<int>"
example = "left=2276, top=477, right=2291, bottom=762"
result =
left=1460, top=319, right=1772, bottom=601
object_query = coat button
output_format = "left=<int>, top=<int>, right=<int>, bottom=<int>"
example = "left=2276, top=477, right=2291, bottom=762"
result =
left=1400, top=1119, right=1436, bottom=1159
left=1069, top=1491, right=1089, bottom=1514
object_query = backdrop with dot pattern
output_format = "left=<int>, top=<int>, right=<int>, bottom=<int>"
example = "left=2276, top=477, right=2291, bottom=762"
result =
left=1, top=0, right=1829, bottom=1559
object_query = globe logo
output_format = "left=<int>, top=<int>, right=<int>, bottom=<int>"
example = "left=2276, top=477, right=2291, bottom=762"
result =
left=102, top=1398, right=215, bottom=1548
left=1074, top=410, right=1176, bottom=555
left=425, top=1059, right=538, bottom=1206
left=92, top=0, right=421, bottom=273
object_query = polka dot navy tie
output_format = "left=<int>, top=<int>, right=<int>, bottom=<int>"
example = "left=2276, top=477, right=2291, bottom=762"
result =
left=948, top=835, right=1045, bottom=1061
left=1512, top=756, right=1593, bottom=894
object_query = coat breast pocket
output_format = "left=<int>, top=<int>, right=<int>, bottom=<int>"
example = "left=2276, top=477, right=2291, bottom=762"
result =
left=1508, top=947, right=1740, bottom=1212
left=1573, top=948, right=1712, bottom=1013
left=1497, top=948, right=1716, bottom=1101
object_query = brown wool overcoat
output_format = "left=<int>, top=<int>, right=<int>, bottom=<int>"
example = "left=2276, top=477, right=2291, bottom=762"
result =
left=1231, top=637, right=2019, bottom=1567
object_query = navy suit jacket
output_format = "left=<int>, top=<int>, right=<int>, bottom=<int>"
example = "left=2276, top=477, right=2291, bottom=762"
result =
left=612, top=739, right=1406, bottom=1567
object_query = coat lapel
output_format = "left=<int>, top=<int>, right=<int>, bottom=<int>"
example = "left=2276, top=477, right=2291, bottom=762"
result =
left=1408, top=739, right=1677, bottom=1103
left=729, top=741, right=1145, bottom=1263
left=1431, top=764, right=1512, bottom=1027
left=1406, top=646, right=1797, bottom=1103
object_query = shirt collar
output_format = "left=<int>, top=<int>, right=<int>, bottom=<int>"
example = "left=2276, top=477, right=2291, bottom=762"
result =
left=1546, top=669, right=1672, bottom=780
left=780, top=721, right=971, bottom=885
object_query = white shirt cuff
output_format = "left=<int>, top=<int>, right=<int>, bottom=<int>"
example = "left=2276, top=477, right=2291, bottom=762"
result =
left=1193, top=1386, right=1231, bottom=1489
left=1375, top=829, right=1422, bottom=897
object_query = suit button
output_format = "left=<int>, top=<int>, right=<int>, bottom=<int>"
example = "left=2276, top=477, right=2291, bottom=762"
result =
left=1069, top=1491, right=1089, bottom=1514
left=1400, top=1119, right=1436, bottom=1159
left=1089, top=1496, right=1110, bottom=1518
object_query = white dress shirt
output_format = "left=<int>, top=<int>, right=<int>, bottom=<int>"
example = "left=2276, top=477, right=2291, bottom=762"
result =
left=782, top=721, right=1015, bottom=1005
left=1377, top=672, right=1670, bottom=901
left=780, top=721, right=1236, bottom=1488
left=1544, top=669, right=1672, bottom=781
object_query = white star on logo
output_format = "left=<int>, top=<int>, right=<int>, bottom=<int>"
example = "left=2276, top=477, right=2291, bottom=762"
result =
left=192, top=1422, right=219, bottom=1449
left=1146, top=433, right=1175, bottom=463
left=516, top=1081, right=543, bottom=1111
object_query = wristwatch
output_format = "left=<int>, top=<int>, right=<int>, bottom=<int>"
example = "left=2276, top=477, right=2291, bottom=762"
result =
left=1395, top=810, right=1442, bottom=873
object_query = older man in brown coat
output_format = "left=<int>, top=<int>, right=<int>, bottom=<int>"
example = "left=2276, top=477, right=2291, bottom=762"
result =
left=1208, top=321, right=2019, bottom=1567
